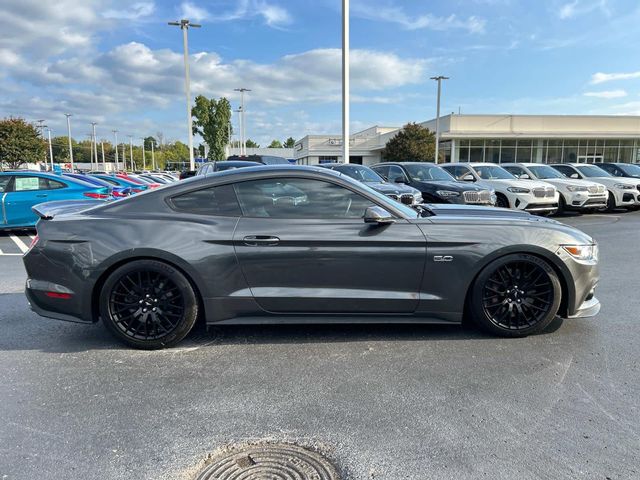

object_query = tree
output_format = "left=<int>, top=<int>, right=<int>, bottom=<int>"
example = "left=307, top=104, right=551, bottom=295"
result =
left=381, top=122, right=436, bottom=162
left=191, top=95, right=231, bottom=160
left=0, top=117, right=46, bottom=170
left=245, top=139, right=260, bottom=148
left=283, top=137, right=296, bottom=148
left=144, top=136, right=157, bottom=151
left=268, top=139, right=283, bottom=148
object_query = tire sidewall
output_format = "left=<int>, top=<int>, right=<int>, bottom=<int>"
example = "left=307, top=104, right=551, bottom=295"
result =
left=99, top=260, right=199, bottom=349
left=470, top=253, right=562, bottom=337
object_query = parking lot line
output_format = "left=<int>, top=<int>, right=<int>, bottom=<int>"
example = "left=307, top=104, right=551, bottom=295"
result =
left=8, top=234, right=29, bottom=253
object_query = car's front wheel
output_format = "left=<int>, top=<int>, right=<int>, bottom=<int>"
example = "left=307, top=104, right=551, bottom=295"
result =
left=99, top=259, right=199, bottom=349
left=470, top=254, right=561, bottom=337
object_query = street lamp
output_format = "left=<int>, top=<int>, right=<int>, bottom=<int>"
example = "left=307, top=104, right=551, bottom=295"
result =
left=234, top=88, right=251, bottom=156
left=430, top=75, right=449, bottom=163
left=46, top=128, right=54, bottom=170
left=65, top=114, right=74, bottom=171
left=128, top=135, right=134, bottom=171
left=90, top=122, right=98, bottom=171
left=112, top=130, right=119, bottom=171
left=168, top=19, right=201, bottom=171
left=140, top=138, right=146, bottom=170
left=342, top=0, right=350, bottom=163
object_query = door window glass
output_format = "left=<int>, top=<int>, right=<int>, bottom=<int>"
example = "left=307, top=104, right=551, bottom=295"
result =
left=170, top=184, right=241, bottom=216
left=387, top=166, right=408, bottom=183
left=14, top=176, right=41, bottom=191
left=234, top=178, right=378, bottom=219
left=0, top=176, right=11, bottom=193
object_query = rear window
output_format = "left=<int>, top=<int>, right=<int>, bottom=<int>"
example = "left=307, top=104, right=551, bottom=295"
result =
left=170, top=184, right=241, bottom=216
left=0, top=176, right=11, bottom=192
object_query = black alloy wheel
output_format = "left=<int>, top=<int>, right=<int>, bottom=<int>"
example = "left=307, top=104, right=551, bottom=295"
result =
left=470, top=254, right=561, bottom=337
left=100, top=260, right=199, bottom=349
left=606, top=192, right=616, bottom=212
left=495, top=193, right=510, bottom=209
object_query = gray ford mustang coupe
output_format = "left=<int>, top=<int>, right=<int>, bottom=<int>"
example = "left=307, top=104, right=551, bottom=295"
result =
left=23, top=165, right=601, bottom=349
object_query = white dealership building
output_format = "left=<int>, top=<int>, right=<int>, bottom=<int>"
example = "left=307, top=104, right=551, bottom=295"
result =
left=294, top=114, right=640, bottom=166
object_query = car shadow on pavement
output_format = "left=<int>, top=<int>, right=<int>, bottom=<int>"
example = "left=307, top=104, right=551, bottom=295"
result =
left=0, top=292, right=566, bottom=353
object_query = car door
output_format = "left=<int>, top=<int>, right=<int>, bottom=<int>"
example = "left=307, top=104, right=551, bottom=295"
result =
left=0, top=176, right=12, bottom=225
left=503, top=165, right=527, bottom=178
left=4, top=175, right=50, bottom=226
left=553, top=165, right=581, bottom=179
left=232, top=176, right=427, bottom=314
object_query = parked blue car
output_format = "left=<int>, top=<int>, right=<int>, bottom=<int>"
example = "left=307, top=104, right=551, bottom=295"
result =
left=63, top=173, right=131, bottom=198
left=0, top=171, right=110, bottom=229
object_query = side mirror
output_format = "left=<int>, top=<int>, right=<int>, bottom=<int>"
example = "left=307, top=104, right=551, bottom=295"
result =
left=462, top=174, right=475, bottom=182
left=519, top=173, right=530, bottom=179
left=570, top=173, right=579, bottom=179
left=364, top=206, right=395, bottom=225
left=391, top=176, right=407, bottom=184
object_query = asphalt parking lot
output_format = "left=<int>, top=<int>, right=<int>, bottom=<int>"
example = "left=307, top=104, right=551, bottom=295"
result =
left=1, top=212, right=639, bottom=480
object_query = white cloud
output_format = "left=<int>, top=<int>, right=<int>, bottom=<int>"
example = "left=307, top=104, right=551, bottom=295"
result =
left=591, top=71, right=640, bottom=84
left=584, top=89, right=627, bottom=99
left=103, top=2, right=155, bottom=20
left=179, top=0, right=292, bottom=28
left=558, top=0, right=610, bottom=20
left=352, top=2, right=486, bottom=34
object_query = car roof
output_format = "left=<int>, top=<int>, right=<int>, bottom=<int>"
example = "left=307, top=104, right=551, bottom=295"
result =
left=372, top=162, right=438, bottom=166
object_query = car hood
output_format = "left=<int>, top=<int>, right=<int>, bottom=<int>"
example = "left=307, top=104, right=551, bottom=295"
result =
left=413, top=180, right=485, bottom=192
left=486, top=178, right=554, bottom=190
left=585, top=176, right=638, bottom=187
left=535, top=177, right=601, bottom=188
left=365, top=182, right=419, bottom=195
left=417, top=204, right=593, bottom=243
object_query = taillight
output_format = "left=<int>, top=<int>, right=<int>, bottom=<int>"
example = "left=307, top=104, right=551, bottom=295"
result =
left=84, top=192, right=110, bottom=199
left=45, top=292, right=72, bottom=299
left=132, top=188, right=144, bottom=193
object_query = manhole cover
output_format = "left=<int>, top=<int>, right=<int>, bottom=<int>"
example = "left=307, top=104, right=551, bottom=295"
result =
left=196, top=443, right=339, bottom=480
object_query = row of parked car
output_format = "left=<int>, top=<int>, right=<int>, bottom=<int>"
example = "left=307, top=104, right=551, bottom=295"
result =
left=196, top=159, right=640, bottom=215
left=0, top=170, right=180, bottom=229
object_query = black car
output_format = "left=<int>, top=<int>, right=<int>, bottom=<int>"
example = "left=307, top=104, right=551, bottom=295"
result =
left=197, top=160, right=261, bottom=175
left=318, top=163, right=423, bottom=206
left=598, top=162, right=640, bottom=179
left=24, top=165, right=600, bottom=349
left=371, top=162, right=496, bottom=206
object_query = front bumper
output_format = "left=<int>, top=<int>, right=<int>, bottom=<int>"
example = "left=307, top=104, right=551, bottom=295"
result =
left=568, top=295, right=601, bottom=319
left=565, top=191, right=608, bottom=210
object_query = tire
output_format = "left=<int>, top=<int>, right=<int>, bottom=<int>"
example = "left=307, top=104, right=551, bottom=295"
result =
left=556, top=194, right=566, bottom=215
left=495, top=193, right=510, bottom=209
left=606, top=192, right=616, bottom=212
left=470, top=254, right=562, bottom=337
left=99, top=259, right=199, bottom=349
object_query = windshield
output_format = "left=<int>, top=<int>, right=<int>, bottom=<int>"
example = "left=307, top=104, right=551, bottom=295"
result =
left=335, top=165, right=385, bottom=183
left=619, top=164, right=640, bottom=176
left=472, top=165, right=516, bottom=180
left=404, top=164, right=454, bottom=182
left=576, top=165, right=611, bottom=178
left=528, top=165, right=565, bottom=179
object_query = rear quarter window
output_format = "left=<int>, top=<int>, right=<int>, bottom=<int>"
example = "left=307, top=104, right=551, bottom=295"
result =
left=169, top=184, right=241, bottom=216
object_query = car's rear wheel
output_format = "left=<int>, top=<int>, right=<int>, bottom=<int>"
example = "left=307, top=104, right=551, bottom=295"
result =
left=606, top=192, right=616, bottom=212
left=470, top=254, right=561, bottom=337
left=100, top=260, right=198, bottom=349
left=557, top=194, right=566, bottom=215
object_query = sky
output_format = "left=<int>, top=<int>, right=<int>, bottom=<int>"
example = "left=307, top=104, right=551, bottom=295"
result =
left=1, top=0, right=640, bottom=147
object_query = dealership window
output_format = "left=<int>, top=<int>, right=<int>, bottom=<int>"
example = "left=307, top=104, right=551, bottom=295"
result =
left=485, top=139, right=500, bottom=163
left=318, top=156, right=339, bottom=164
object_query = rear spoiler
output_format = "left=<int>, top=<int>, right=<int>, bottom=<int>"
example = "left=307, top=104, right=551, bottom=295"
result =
left=32, top=200, right=105, bottom=220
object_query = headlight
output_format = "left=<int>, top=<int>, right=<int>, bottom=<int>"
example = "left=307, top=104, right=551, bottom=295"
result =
left=562, top=244, right=598, bottom=262
left=436, top=190, right=460, bottom=197
left=507, top=187, right=531, bottom=193
left=614, top=183, right=634, bottom=190
left=566, top=185, right=589, bottom=192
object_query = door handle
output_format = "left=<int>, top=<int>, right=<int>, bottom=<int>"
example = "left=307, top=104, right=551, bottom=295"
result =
left=35, top=194, right=48, bottom=198
left=243, top=235, right=280, bottom=246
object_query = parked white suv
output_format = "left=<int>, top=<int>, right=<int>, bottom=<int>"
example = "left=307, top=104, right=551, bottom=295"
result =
left=502, top=163, right=608, bottom=213
left=550, top=163, right=640, bottom=212
left=442, top=163, right=559, bottom=214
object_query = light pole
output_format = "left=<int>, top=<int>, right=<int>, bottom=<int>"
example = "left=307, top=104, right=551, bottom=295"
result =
left=86, top=134, right=94, bottom=168
left=101, top=142, right=106, bottom=170
left=140, top=138, right=146, bottom=170
left=65, top=114, right=74, bottom=171
left=168, top=19, right=201, bottom=171
left=47, top=128, right=54, bottom=170
left=112, top=130, right=119, bottom=171
left=36, top=120, right=47, bottom=164
left=342, top=0, right=350, bottom=163
left=234, top=88, right=251, bottom=155
left=233, top=108, right=242, bottom=152
left=151, top=141, right=155, bottom=171
left=430, top=75, right=449, bottom=163
left=121, top=143, right=126, bottom=172
left=90, top=122, right=98, bottom=171
left=128, top=135, right=134, bottom=171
